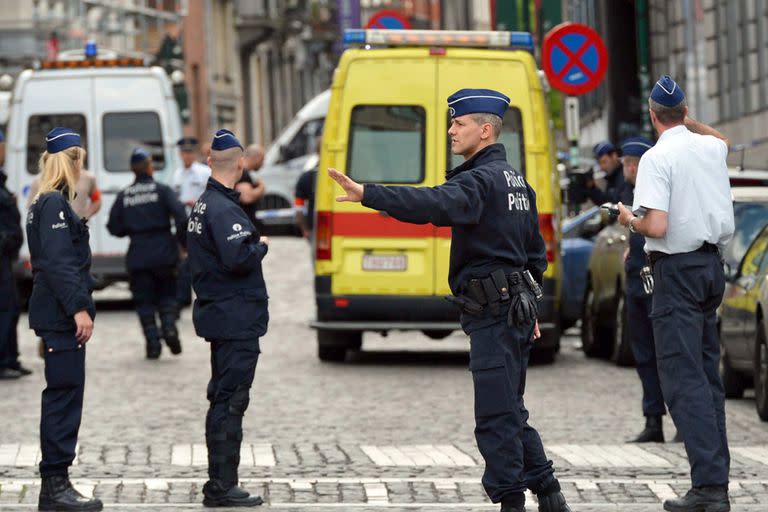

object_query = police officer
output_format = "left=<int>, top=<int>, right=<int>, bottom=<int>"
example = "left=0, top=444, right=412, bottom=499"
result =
left=27, top=128, right=102, bottom=511
left=585, top=141, right=625, bottom=205
left=328, top=89, right=571, bottom=512
left=172, top=137, right=211, bottom=310
left=187, top=129, right=268, bottom=508
left=0, top=128, right=28, bottom=380
left=107, top=148, right=188, bottom=359
left=619, top=136, right=668, bottom=443
left=618, top=75, right=733, bottom=512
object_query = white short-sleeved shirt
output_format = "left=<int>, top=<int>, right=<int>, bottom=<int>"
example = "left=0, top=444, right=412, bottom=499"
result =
left=172, top=161, right=211, bottom=205
left=633, top=125, right=734, bottom=254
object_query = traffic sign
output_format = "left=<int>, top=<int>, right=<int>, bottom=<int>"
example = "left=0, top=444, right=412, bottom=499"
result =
left=542, top=22, right=608, bottom=96
left=365, top=10, right=412, bottom=30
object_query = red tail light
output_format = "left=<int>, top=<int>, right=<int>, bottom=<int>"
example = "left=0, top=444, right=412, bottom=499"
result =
left=538, top=213, right=557, bottom=263
left=316, top=211, right=332, bottom=260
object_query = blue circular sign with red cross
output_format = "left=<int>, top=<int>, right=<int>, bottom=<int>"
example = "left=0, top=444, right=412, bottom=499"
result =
left=365, top=10, right=412, bottom=30
left=542, top=23, right=608, bottom=96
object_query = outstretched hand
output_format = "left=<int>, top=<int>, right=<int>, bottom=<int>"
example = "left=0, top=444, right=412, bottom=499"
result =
left=327, top=168, right=364, bottom=203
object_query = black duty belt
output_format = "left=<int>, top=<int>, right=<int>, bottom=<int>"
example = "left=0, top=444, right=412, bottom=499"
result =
left=648, top=242, right=720, bottom=267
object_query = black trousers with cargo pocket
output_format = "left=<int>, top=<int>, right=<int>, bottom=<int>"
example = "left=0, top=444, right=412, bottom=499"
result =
left=463, top=309, right=556, bottom=504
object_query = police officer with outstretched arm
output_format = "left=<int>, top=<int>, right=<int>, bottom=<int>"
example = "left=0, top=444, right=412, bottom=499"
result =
left=617, top=75, right=733, bottom=512
left=187, top=129, right=268, bottom=508
left=328, top=89, right=570, bottom=512
left=584, top=141, right=625, bottom=205
left=107, top=148, right=188, bottom=359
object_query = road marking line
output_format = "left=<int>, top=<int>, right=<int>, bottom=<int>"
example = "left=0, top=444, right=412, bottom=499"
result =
left=647, top=483, right=677, bottom=501
left=191, top=444, right=207, bottom=466
left=436, top=445, right=477, bottom=466
left=72, top=483, right=95, bottom=498
left=572, top=478, right=599, bottom=490
left=361, top=445, right=476, bottom=466
left=620, top=444, right=671, bottom=467
left=360, top=446, right=395, bottom=466
left=171, top=444, right=191, bottom=466
left=14, top=445, right=39, bottom=467
left=0, top=482, right=24, bottom=493
left=363, top=482, right=389, bottom=504
left=145, top=479, right=169, bottom=491
left=0, top=444, right=19, bottom=466
left=240, top=444, right=254, bottom=467
left=289, top=480, right=314, bottom=491
left=548, top=444, right=671, bottom=467
left=252, top=443, right=276, bottom=466
left=732, top=446, right=768, bottom=465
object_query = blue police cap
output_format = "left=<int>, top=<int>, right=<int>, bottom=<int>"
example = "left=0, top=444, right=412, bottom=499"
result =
left=447, top=88, right=509, bottom=118
left=592, top=141, right=616, bottom=158
left=177, top=137, right=199, bottom=150
left=130, top=147, right=151, bottom=164
left=211, top=129, right=243, bottom=151
left=650, top=75, right=685, bottom=107
left=46, top=127, right=81, bottom=154
left=621, top=136, right=654, bottom=158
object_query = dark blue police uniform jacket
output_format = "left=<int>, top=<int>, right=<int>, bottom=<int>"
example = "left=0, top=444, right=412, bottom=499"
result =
left=26, top=191, right=95, bottom=333
left=187, top=178, right=269, bottom=341
left=363, top=143, right=547, bottom=296
left=0, top=171, right=23, bottom=311
left=620, top=184, right=646, bottom=297
left=107, top=174, right=188, bottom=271
left=587, top=163, right=626, bottom=205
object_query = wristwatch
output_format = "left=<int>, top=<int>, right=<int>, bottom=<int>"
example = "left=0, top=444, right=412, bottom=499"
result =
left=628, top=217, right=638, bottom=234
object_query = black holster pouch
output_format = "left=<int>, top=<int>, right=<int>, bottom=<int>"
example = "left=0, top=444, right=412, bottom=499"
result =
left=508, top=272, right=538, bottom=328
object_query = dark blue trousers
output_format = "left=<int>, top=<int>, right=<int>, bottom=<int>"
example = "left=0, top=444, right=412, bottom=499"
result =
left=463, top=313, right=555, bottom=503
left=0, top=310, right=20, bottom=369
left=625, top=290, right=666, bottom=417
left=129, top=266, right=178, bottom=342
left=651, top=252, right=729, bottom=487
left=205, top=340, right=260, bottom=485
left=38, top=330, right=86, bottom=477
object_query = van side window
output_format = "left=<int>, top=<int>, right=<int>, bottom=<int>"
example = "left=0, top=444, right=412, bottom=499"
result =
left=347, top=105, right=425, bottom=184
left=26, top=114, right=87, bottom=174
left=447, top=107, right=526, bottom=176
left=280, top=118, right=324, bottom=163
left=103, top=112, right=164, bottom=172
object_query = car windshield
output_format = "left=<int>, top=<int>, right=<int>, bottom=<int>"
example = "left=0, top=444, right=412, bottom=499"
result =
left=722, top=201, right=768, bottom=271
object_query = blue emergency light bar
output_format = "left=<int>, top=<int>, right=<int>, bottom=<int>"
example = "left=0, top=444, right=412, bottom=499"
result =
left=343, top=29, right=534, bottom=52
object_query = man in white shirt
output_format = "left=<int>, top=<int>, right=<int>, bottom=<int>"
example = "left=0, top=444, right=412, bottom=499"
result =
left=173, top=137, right=211, bottom=309
left=617, top=75, right=733, bottom=512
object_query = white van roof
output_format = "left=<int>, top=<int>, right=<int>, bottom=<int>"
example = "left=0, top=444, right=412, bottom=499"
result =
left=294, top=89, right=330, bottom=121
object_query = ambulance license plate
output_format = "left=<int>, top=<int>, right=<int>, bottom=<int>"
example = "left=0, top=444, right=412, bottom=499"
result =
left=362, top=254, right=407, bottom=271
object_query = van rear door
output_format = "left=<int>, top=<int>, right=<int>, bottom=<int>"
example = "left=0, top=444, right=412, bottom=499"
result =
left=434, top=50, right=533, bottom=295
left=330, top=53, right=439, bottom=297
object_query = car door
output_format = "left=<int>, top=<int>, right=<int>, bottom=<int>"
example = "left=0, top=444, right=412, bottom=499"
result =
left=740, top=226, right=768, bottom=361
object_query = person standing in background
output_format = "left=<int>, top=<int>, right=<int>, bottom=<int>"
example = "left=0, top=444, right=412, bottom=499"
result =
left=235, top=144, right=266, bottom=225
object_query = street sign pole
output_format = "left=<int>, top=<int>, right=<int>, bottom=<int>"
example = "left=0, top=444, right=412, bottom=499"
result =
left=565, top=96, right=580, bottom=167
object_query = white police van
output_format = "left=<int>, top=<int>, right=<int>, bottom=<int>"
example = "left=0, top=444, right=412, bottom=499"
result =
left=4, top=46, right=183, bottom=299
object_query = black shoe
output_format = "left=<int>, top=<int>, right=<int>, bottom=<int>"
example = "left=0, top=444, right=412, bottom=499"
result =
left=163, top=331, right=182, bottom=355
left=500, top=505, right=525, bottom=512
left=38, top=475, right=104, bottom=511
left=10, top=362, right=33, bottom=376
left=663, top=486, right=729, bottom=511
left=146, top=341, right=161, bottom=359
left=202, top=480, right=263, bottom=507
left=537, top=491, right=572, bottom=512
left=631, top=415, right=664, bottom=443
left=0, top=367, right=23, bottom=380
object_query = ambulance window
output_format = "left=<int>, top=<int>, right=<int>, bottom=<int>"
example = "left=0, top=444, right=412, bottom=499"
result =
left=347, top=105, right=425, bottom=184
left=26, top=114, right=87, bottom=174
left=103, top=112, right=164, bottom=172
left=448, top=107, right=526, bottom=176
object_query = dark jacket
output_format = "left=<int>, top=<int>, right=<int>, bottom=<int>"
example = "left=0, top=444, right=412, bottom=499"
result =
left=586, top=163, right=626, bottom=205
left=107, top=174, right=187, bottom=271
left=620, top=183, right=646, bottom=297
left=26, top=190, right=95, bottom=333
left=187, top=177, right=269, bottom=341
left=362, top=143, right=547, bottom=294
left=0, top=170, right=23, bottom=311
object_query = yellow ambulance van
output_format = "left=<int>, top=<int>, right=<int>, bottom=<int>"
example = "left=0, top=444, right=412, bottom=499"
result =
left=312, top=29, right=561, bottom=363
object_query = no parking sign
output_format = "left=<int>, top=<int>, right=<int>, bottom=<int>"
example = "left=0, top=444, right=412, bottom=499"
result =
left=542, top=23, right=608, bottom=96
left=365, top=10, right=412, bottom=30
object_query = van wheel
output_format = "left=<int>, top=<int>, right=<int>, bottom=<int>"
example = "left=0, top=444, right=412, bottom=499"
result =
left=317, top=329, right=362, bottom=362
left=754, top=317, right=768, bottom=421
left=423, top=329, right=453, bottom=340
left=611, top=295, right=635, bottom=367
left=720, top=341, right=747, bottom=399
left=581, top=283, right=611, bottom=358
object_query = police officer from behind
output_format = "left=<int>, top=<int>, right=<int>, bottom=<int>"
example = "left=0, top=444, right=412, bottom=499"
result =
left=585, top=141, right=625, bottom=205
left=618, top=75, right=733, bottom=512
left=619, top=136, right=669, bottom=443
left=187, top=129, right=268, bottom=508
left=107, top=148, right=188, bottom=359
left=27, top=128, right=102, bottom=511
left=328, top=89, right=570, bottom=512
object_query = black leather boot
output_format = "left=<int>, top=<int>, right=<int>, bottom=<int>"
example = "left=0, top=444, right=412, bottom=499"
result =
left=140, top=315, right=161, bottom=359
left=160, top=313, right=182, bottom=355
left=537, top=491, right=572, bottom=512
left=202, top=479, right=263, bottom=507
left=663, top=486, right=730, bottom=512
left=631, top=415, right=664, bottom=443
left=38, top=475, right=103, bottom=511
left=500, top=504, right=525, bottom=512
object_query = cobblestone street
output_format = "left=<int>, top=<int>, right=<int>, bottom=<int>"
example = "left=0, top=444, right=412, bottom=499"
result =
left=1, top=238, right=767, bottom=511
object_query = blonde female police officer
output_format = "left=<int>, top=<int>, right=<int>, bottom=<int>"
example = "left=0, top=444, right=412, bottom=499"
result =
left=329, top=89, right=570, bottom=512
left=27, top=128, right=103, bottom=511
left=187, top=129, right=268, bottom=508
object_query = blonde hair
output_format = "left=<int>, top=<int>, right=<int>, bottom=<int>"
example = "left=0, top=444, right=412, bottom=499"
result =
left=36, top=146, right=85, bottom=202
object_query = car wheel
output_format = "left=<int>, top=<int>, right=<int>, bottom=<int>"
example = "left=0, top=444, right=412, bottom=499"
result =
left=581, top=283, right=611, bottom=358
left=611, top=294, right=635, bottom=366
left=720, top=340, right=747, bottom=399
left=754, top=317, right=768, bottom=421
left=317, top=329, right=362, bottom=362
left=422, top=329, right=454, bottom=340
